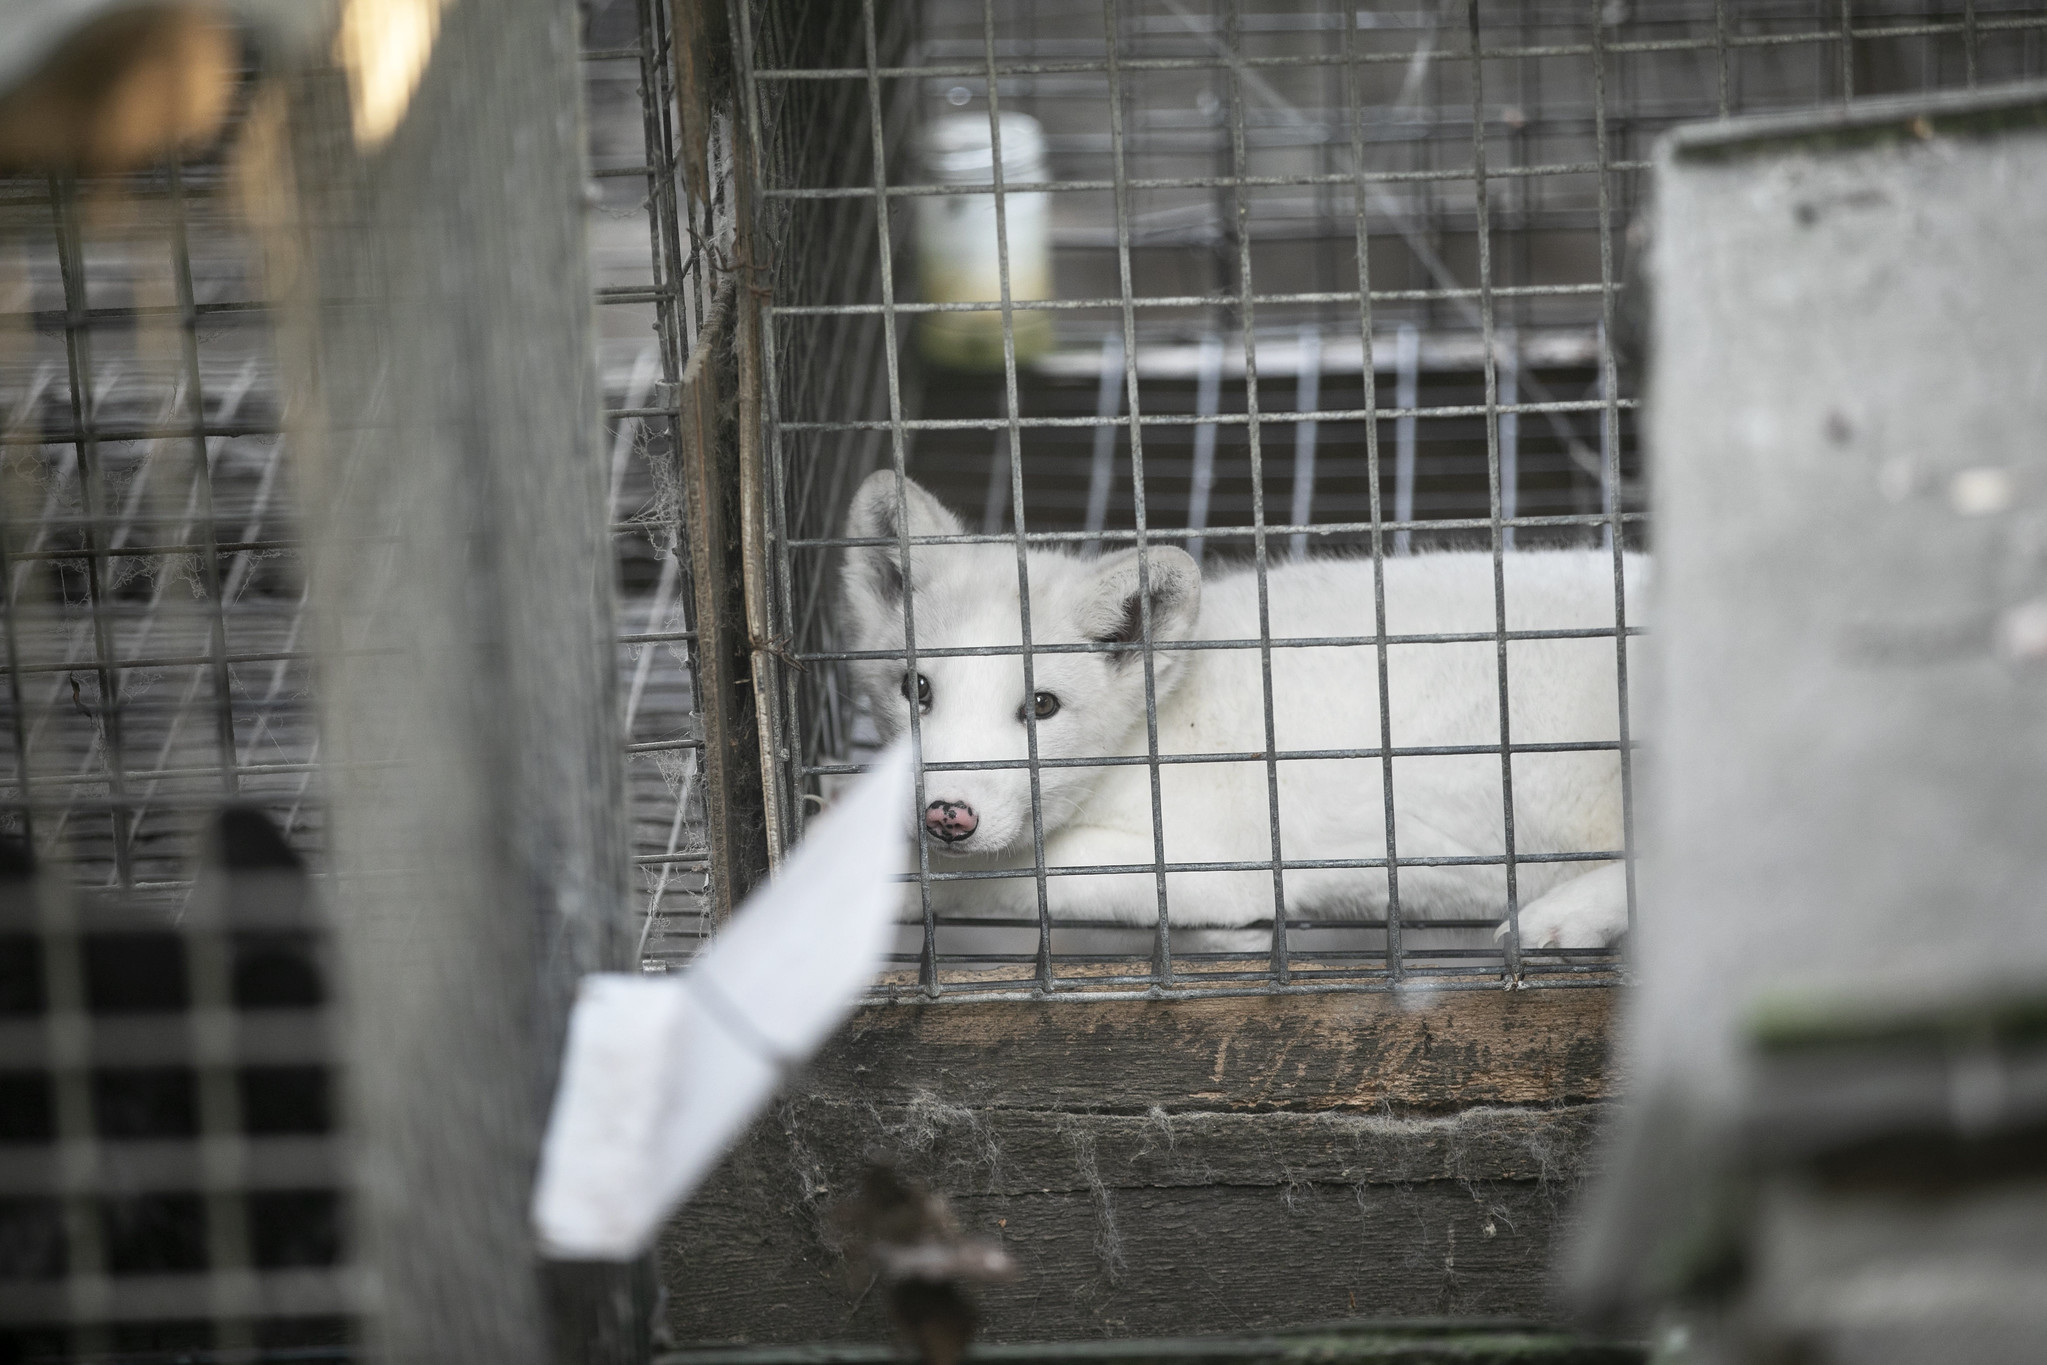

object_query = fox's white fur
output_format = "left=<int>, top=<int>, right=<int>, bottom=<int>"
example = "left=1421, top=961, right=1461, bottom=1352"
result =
left=839, top=471, right=1640, bottom=950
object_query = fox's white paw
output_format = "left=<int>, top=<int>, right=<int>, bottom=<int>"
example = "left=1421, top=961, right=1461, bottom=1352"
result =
left=1495, top=863, right=1630, bottom=950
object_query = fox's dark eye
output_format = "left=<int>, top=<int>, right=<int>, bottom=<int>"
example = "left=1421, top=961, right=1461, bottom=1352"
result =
left=1020, top=691, right=1060, bottom=722
left=902, top=672, right=931, bottom=713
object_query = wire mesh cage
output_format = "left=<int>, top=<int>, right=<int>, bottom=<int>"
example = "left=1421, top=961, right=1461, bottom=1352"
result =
left=0, top=4, right=719, bottom=962
left=731, top=0, right=2047, bottom=1002
left=0, top=0, right=716, bottom=1353
left=0, top=816, right=348, bottom=1362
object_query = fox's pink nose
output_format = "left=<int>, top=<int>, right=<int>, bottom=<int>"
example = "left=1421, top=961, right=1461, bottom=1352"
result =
left=924, top=800, right=977, bottom=843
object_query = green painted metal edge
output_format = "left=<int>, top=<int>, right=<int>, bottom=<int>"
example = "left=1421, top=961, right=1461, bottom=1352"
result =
left=1746, top=984, right=2047, bottom=1054
left=657, top=1321, right=1645, bottom=1365
left=1660, top=76, right=2047, bottom=164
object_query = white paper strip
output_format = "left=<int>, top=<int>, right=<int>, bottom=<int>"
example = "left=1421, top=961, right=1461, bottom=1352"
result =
left=533, top=742, right=913, bottom=1260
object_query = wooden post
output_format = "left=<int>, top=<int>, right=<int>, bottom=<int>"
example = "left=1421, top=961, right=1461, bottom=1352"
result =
left=677, top=282, right=773, bottom=917
left=266, top=3, right=644, bottom=1360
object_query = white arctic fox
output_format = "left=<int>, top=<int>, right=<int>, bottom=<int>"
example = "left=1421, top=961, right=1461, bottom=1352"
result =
left=838, top=470, right=1641, bottom=950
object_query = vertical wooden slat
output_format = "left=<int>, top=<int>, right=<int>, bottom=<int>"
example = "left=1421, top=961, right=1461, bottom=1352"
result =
left=678, top=282, right=773, bottom=916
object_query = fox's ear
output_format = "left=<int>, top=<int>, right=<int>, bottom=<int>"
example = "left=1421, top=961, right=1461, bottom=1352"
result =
left=841, top=470, right=964, bottom=609
left=1080, top=547, right=1201, bottom=656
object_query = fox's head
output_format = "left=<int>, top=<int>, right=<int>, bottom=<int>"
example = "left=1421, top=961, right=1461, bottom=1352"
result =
left=837, top=470, right=1202, bottom=856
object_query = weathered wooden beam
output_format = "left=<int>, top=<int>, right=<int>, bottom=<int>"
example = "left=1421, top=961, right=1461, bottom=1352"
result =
left=807, top=989, right=1618, bottom=1114
left=678, top=281, right=773, bottom=916
left=659, top=990, right=1618, bottom=1343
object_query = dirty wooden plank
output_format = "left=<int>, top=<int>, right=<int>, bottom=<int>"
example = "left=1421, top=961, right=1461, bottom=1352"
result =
left=662, top=1102, right=1604, bottom=1342
left=760, top=1100, right=1605, bottom=1198
left=807, top=988, right=1618, bottom=1114
left=661, top=991, right=1618, bottom=1343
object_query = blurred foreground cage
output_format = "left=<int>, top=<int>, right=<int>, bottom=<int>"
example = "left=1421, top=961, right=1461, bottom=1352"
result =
left=0, top=814, right=349, bottom=1361
left=0, top=0, right=723, bottom=960
left=0, top=0, right=726, bottom=1355
left=729, top=0, right=2047, bottom=1001
left=1574, top=79, right=2047, bottom=1361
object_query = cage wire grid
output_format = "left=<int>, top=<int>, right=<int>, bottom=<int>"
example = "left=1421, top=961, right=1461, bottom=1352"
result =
left=0, top=0, right=720, bottom=938
left=0, top=0, right=718, bottom=1350
left=730, top=0, right=2047, bottom=1002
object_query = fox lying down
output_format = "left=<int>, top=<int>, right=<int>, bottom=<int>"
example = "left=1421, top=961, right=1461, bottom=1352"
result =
left=838, top=470, right=1641, bottom=951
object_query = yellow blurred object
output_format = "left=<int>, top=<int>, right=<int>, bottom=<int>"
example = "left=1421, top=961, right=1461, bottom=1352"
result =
left=915, top=114, right=1054, bottom=372
left=333, top=0, right=449, bottom=149
left=0, top=4, right=239, bottom=173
